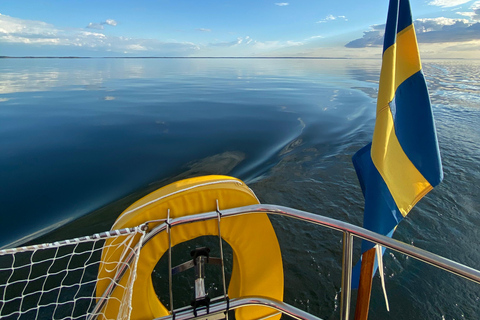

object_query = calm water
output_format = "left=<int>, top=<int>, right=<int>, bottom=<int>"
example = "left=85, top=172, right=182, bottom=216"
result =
left=0, top=58, right=479, bottom=319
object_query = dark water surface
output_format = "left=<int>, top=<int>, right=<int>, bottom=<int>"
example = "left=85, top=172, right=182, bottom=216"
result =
left=0, top=58, right=479, bottom=319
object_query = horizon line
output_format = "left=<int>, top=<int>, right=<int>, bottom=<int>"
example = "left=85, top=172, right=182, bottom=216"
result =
left=1, top=56, right=361, bottom=60
left=0, top=56, right=473, bottom=60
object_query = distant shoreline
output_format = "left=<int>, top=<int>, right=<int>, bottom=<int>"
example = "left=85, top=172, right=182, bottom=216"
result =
left=0, top=56, right=357, bottom=59
left=0, top=56, right=473, bottom=60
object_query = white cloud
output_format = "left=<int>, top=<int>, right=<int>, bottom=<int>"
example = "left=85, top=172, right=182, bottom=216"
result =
left=125, top=44, right=147, bottom=51
left=275, top=3, right=289, bottom=6
left=456, top=1, right=480, bottom=20
left=202, top=35, right=305, bottom=56
left=415, top=18, right=480, bottom=43
left=86, top=22, right=104, bottom=30
left=419, top=40, right=480, bottom=59
left=248, top=39, right=303, bottom=52
left=208, top=39, right=239, bottom=47
left=86, top=19, right=118, bottom=29
left=346, top=17, right=480, bottom=48
left=81, top=31, right=107, bottom=38
left=316, top=15, right=348, bottom=23
left=285, top=40, right=304, bottom=46
left=0, top=14, right=58, bottom=38
left=197, top=28, right=212, bottom=32
left=105, top=19, right=117, bottom=26
left=456, top=11, right=476, bottom=18
left=429, top=0, right=472, bottom=7
left=345, top=25, right=384, bottom=48
left=0, top=14, right=198, bottom=56
left=471, top=1, right=480, bottom=20
left=209, top=36, right=253, bottom=47
left=416, top=17, right=469, bottom=31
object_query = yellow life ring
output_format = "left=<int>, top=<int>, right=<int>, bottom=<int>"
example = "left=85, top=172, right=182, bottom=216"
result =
left=97, top=175, right=283, bottom=320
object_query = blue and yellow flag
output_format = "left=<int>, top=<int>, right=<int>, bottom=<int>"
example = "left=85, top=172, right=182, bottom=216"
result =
left=352, top=0, right=443, bottom=287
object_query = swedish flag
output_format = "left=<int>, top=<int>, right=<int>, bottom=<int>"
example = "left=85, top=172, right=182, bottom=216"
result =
left=352, top=0, right=443, bottom=287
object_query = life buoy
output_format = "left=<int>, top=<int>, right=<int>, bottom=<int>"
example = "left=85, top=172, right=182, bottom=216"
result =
left=97, top=175, right=283, bottom=320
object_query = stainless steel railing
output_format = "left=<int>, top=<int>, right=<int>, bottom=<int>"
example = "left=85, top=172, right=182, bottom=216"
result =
left=93, top=204, right=480, bottom=320
left=155, top=296, right=323, bottom=320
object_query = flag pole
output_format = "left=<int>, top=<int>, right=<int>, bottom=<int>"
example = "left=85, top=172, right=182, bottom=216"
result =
left=354, top=248, right=376, bottom=320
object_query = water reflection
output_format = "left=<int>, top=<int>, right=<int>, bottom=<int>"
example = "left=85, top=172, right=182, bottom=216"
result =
left=0, top=58, right=378, bottom=248
left=423, top=60, right=480, bottom=109
left=0, top=58, right=383, bottom=95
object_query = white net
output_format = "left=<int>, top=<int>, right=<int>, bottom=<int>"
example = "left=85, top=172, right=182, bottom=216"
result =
left=0, top=226, right=146, bottom=320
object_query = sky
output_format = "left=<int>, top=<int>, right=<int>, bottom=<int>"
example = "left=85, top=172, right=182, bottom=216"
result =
left=1, top=0, right=479, bottom=58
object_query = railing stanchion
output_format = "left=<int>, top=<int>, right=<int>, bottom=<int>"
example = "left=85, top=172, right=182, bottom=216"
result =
left=340, top=231, right=353, bottom=320
left=167, top=209, right=174, bottom=315
left=216, top=200, right=229, bottom=319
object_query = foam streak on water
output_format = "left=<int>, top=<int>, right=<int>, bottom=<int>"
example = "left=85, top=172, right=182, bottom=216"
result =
left=0, top=58, right=479, bottom=319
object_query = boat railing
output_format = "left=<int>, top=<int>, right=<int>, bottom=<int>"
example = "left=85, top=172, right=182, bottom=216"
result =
left=93, top=204, right=480, bottom=320
left=155, top=296, right=323, bottom=320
